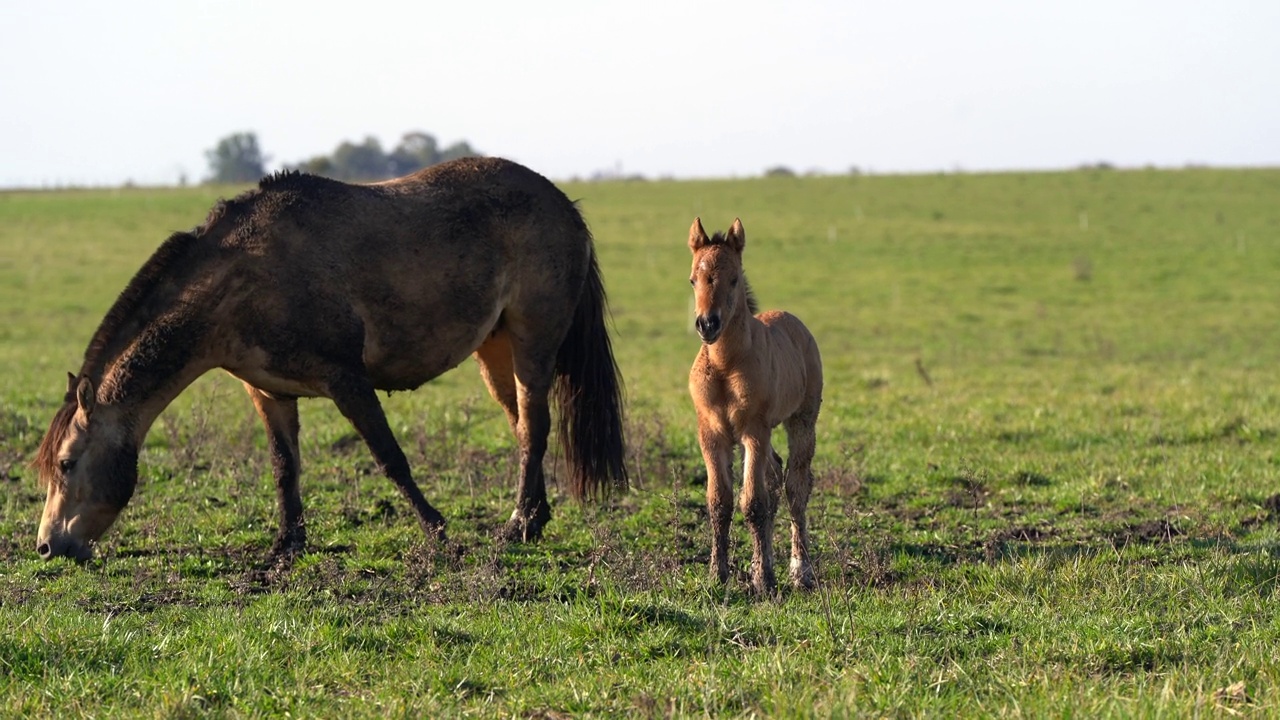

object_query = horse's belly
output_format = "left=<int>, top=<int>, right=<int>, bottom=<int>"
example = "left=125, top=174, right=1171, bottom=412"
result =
left=363, top=316, right=501, bottom=391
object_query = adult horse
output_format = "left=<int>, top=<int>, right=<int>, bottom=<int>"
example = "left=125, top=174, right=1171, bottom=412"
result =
left=34, top=157, right=627, bottom=562
left=688, top=218, right=822, bottom=596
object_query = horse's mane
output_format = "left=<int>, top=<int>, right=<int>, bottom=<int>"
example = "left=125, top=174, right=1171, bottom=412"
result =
left=32, top=228, right=204, bottom=485
left=707, top=231, right=760, bottom=315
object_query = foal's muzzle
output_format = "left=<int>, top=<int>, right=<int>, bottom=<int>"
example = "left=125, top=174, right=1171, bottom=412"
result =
left=695, top=313, right=722, bottom=344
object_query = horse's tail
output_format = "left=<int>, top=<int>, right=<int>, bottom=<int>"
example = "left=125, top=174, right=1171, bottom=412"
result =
left=554, top=239, right=628, bottom=501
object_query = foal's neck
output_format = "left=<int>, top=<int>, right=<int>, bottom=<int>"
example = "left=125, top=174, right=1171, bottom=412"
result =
left=705, top=305, right=758, bottom=370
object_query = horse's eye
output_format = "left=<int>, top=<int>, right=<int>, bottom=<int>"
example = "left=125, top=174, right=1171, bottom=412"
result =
left=689, top=278, right=695, bottom=286
left=59, top=458, right=75, bottom=474
left=730, top=277, right=739, bottom=287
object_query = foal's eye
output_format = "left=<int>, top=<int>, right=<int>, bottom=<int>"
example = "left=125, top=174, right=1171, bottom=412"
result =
left=689, top=278, right=695, bottom=286
left=730, top=277, right=739, bottom=287
left=58, top=458, right=75, bottom=474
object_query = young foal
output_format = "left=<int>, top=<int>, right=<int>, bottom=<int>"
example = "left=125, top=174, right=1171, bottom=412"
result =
left=688, top=218, right=823, bottom=595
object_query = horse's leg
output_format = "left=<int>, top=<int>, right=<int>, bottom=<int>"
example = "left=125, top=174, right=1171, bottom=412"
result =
left=474, top=329, right=520, bottom=433
left=741, top=429, right=779, bottom=596
left=244, top=384, right=305, bottom=559
left=326, top=372, right=446, bottom=539
left=501, top=331, right=559, bottom=543
left=699, top=425, right=735, bottom=584
left=783, top=411, right=819, bottom=589
left=475, top=331, right=551, bottom=542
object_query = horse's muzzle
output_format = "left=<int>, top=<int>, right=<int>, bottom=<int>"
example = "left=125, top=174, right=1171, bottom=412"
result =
left=695, top=313, right=722, bottom=344
left=36, top=536, right=93, bottom=562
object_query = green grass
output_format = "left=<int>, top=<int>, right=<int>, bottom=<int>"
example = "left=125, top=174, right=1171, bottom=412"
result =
left=2, top=167, right=1280, bottom=717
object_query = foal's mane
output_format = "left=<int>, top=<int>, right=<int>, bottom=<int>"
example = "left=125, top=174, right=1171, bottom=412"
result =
left=703, top=231, right=760, bottom=315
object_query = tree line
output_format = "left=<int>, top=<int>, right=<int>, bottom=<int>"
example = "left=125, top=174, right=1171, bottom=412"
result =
left=205, top=131, right=479, bottom=184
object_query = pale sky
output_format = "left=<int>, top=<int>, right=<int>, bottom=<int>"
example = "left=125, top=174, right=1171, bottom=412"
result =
left=2, top=1, right=1277, bottom=187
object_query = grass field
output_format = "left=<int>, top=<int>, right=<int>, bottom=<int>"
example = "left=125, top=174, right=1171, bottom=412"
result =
left=2, top=167, right=1279, bottom=717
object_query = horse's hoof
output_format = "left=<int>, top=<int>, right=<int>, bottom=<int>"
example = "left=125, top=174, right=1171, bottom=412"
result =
left=789, top=558, right=816, bottom=590
left=501, top=517, right=544, bottom=543
left=268, top=528, right=306, bottom=562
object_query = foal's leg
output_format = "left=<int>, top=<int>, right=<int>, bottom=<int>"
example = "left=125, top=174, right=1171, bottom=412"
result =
left=741, top=429, right=780, bottom=596
left=244, top=384, right=305, bottom=559
left=699, top=425, right=735, bottom=584
left=326, top=372, right=446, bottom=539
left=783, top=412, right=819, bottom=589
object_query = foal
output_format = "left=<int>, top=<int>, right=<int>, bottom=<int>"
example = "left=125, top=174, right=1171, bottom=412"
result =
left=687, top=218, right=823, bottom=595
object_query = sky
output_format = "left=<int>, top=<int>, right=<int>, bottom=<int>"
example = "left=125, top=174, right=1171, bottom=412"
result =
left=2, top=1, right=1277, bottom=187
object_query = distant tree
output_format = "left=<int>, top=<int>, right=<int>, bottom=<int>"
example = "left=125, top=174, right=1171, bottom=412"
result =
left=388, top=131, right=440, bottom=176
left=287, top=130, right=481, bottom=181
left=764, top=165, right=796, bottom=178
left=329, top=136, right=390, bottom=181
left=205, top=132, right=267, bottom=183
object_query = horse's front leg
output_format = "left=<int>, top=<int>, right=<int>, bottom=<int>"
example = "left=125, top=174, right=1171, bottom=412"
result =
left=741, top=430, right=779, bottom=597
left=699, top=425, right=734, bottom=584
left=327, top=373, right=447, bottom=540
left=244, top=384, right=305, bottom=561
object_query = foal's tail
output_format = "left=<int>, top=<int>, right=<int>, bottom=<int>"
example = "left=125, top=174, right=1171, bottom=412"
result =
left=554, top=242, right=629, bottom=500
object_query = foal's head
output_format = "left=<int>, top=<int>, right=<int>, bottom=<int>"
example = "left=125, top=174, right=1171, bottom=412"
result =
left=688, top=217, right=752, bottom=345
left=34, top=373, right=138, bottom=561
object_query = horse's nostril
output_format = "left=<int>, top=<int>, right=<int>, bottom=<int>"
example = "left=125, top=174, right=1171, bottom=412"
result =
left=37, top=542, right=52, bottom=559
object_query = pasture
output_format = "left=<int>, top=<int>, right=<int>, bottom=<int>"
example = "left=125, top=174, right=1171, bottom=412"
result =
left=2, top=167, right=1279, bottom=716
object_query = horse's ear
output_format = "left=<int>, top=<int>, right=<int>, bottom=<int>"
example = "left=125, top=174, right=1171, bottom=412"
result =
left=75, top=376, right=96, bottom=419
left=688, top=217, right=710, bottom=252
left=66, top=372, right=77, bottom=396
left=727, top=218, right=746, bottom=252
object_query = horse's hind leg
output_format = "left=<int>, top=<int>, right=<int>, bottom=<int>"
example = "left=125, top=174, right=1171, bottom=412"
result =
left=475, top=329, right=552, bottom=542
left=474, top=330, right=520, bottom=433
left=783, top=411, right=819, bottom=589
left=245, top=384, right=305, bottom=561
left=504, top=357, right=558, bottom=542
left=327, top=372, right=447, bottom=539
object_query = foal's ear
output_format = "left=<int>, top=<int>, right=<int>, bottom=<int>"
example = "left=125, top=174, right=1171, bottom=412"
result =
left=726, top=218, right=746, bottom=252
left=66, top=372, right=77, bottom=397
left=75, top=376, right=96, bottom=419
left=688, top=217, right=711, bottom=252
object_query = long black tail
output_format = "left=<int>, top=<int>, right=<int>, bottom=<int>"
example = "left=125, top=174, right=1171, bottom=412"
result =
left=554, top=243, right=628, bottom=500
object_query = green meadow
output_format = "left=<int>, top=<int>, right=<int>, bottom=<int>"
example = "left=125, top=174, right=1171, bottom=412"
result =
left=1, top=167, right=1279, bottom=717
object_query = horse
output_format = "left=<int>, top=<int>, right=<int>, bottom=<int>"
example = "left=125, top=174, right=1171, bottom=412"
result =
left=33, top=156, right=627, bottom=563
left=687, top=217, right=823, bottom=596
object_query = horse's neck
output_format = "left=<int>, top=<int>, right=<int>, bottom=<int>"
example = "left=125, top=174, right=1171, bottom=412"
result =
left=705, top=310, right=760, bottom=370
left=94, top=288, right=220, bottom=446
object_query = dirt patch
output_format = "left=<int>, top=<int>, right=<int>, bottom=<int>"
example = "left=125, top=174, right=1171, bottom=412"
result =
left=1110, top=518, right=1184, bottom=545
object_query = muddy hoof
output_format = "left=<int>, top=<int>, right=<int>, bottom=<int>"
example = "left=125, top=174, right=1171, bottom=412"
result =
left=502, top=504, right=551, bottom=543
left=268, top=527, right=306, bottom=563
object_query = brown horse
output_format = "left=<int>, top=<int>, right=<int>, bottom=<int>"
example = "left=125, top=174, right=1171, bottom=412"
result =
left=687, top=217, right=823, bottom=595
left=34, top=157, right=627, bottom=562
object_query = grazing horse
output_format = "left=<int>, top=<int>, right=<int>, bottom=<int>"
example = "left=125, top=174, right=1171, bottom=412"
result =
left=687, top=218, right=823, bottom=595
left=34, top=157, right=627, bottom=562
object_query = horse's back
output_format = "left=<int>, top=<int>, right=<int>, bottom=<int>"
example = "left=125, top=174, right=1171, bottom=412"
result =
left=213, top=158, right=594, bottom=393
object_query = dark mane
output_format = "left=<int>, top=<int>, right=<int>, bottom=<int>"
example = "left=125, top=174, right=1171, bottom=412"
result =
left=79, top=231, right=201, bottom=378
left=708, top=231, right=760, bottom=315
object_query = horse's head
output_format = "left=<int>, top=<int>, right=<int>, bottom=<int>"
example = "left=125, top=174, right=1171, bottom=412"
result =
left=34, top=373, right=138, bottom=561
left=688, top=217, right=749, bottom=345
